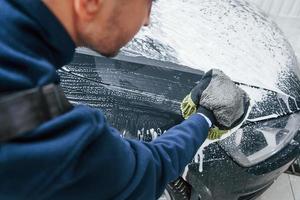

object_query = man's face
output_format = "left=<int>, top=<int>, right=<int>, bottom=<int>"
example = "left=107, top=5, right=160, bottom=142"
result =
left=75, top=0, right=152, bottom=57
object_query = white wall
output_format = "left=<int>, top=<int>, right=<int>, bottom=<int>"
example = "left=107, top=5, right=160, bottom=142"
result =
left=248, top=0, right=300, bottom=18
left=247, top=0, right=300, bottom=61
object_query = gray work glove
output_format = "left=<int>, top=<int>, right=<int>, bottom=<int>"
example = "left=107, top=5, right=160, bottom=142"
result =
left=181, top=69, right=250, bottom=139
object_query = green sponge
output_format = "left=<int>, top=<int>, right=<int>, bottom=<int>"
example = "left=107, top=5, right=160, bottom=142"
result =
left=207, top=127, right=227, bottom=140
left=180, top=93, right=197, bottom=119
left=180, top=93, right=228, bottom=140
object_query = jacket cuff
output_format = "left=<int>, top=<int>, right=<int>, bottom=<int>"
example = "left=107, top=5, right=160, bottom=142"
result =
left=186, top=113, right=210, bottom=131
left=196, top=113, right=212, bottom=127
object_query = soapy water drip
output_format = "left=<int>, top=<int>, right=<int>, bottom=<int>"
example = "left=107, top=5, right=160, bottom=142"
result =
left=137, top=128, right=166, bottom=142
left=194, top=100, right=253, bottom=172
left=137, top=101, right=254, bottom=173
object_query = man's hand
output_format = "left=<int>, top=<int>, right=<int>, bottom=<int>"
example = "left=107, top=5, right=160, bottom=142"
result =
left=181, top=69, right=250, bottom=138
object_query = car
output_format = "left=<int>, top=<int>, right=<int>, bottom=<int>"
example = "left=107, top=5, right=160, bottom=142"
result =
left=58, top=0, right=300, bottom=199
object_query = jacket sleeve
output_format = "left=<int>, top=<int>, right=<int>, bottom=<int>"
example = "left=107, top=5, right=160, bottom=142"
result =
left=126, top=114, right=209, bottom=199
left=47, top=106, right=209, bottom=200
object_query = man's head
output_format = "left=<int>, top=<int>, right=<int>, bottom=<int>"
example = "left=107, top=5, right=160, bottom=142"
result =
left=43, top=0, right=152, bottom=57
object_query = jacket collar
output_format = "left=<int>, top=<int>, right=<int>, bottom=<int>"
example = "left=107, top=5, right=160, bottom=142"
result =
left=11, top=0, right=76, bottom=67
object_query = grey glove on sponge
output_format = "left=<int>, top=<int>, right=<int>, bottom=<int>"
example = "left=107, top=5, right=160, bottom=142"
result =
left=181, top=69, right=250, bottom=132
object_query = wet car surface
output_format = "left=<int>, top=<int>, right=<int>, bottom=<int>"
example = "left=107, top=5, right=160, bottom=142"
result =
left=58, top=52, right=300, bottom=200
left=59, top=0, right=300, bottom=199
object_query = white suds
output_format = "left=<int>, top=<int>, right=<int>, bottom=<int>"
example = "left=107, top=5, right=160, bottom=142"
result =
left=125, top=0, right=297, bottom=93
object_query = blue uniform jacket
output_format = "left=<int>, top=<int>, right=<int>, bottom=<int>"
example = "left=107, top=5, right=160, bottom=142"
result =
left=0, top=0, right=209, bottom=199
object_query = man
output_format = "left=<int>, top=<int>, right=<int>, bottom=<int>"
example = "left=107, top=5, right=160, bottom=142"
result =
left=0, top=0, right=249, bottom=199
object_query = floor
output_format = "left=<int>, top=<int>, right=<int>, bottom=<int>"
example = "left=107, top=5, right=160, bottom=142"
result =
left=256, top=12, right=300, bottom=200
left=257, top=173, right=300, bottom=200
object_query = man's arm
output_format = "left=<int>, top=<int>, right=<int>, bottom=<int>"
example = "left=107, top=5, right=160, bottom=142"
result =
left=122, top=114, right=209, bottom=199
left=45, top=69, right=248, bottom=200
left=45, top=106, right=208, bottom=200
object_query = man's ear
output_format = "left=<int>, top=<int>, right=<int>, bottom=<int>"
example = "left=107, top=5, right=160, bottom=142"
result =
left=74, top=0, right=102, bottom=20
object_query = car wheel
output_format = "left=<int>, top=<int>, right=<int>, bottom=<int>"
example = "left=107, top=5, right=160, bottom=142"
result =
left=159, top=178, right=192, bottom=200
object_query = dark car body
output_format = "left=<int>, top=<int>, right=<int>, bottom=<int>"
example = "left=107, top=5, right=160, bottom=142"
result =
left=58, top=52, right=300, bottom=200
left=59, top=0, right=300, bottom=199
